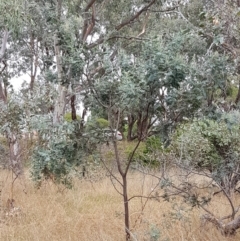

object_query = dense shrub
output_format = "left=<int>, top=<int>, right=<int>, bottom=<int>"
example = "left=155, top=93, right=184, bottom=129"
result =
left=96, top=118, right=109, bottom=129
left=171, top=111, right=240, bottom=193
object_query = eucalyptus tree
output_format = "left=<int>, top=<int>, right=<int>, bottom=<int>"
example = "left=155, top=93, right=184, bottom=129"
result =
left=1, top=0, right=236, bottom=239
left=181, top=0, right=240, bottom=108
left=0, top=0, right=27, bottom=183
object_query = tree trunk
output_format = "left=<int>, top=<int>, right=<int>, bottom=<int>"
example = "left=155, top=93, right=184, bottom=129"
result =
left=0, top=29, right=22, bottom=179
left=52, top=0, right=67, bottom=125
left=122, top=174, right=131, bottom=241
left=235, top=78, right=240, bottom=105
left=8, top=132, right=22, bottom=176
left=137, top=112, right=149, bottom=141
left=127, top=114, right=136, bottom=141
left=71, top=94, right=77, bottom=121
left=203, top=213, right=240, bottom=236
left=0, top=29, right=9, bottom=62
left=224, top=215, right=240, bottom=235
left=53, top=32, right=67, bottom=124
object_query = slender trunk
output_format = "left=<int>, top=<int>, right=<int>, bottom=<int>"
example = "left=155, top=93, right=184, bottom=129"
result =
left=80, top=108, right=87, bottom=131
left=113, top=139, right=130, bottom=240
left=0, top=28, right=22, bottom=200
left=0, top=81, right=7, bottom=102
left=53, top=85, right=67, bottom=124
left=8, top=133, right=21, bottom=176
left=122, top=174, right=130, bottom=241
left=235, top=78, right=240, bottom=105
left=53, top=0, right=66, bottom=125
left=127, top=115, right=135, bottom=141
left=71, top=94, right=77, bottom=121
left=0, top=29, right=9, bottom=62
left=137, top=112, right=149, bottom=141
left=53, top=34, right=66, bottom=124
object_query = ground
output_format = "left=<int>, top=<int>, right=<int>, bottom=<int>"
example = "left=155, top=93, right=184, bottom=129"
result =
left=0, top=169, right=240, bottom=241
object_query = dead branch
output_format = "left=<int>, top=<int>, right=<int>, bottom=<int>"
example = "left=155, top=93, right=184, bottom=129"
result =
left=86, top=0, right=156, bottom=49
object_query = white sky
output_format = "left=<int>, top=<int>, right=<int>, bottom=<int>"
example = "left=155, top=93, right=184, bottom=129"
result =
left=9, top=76, right=89, bottom=118
left=9, top=75, right=30, bottom=90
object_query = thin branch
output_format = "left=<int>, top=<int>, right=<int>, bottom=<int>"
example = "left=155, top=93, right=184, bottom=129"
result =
left=124, top=139, right=142, bottom=176
left=147, top=5, right=179, bottom=13
left=84, top=0, right=97, bottom=12
left=136, top=11, right=150, bottom=38
left=108, top=36, right=149, bottom=41
left=86, top=36, right=105, bottom=49
left=100, top=157, right=123, bottom=187
left=128, top=195, right=163, bottom=202
left=220, top=207, right=240, bottom=222
left=0, top=60, right=7, bottom=75
left=115, top=0, right=156, bottom=31
left=221, top=187, right=236, bottom=220
left=83, top=4, right=96, bottom=42
left=109, top=174, right=123, bottom=196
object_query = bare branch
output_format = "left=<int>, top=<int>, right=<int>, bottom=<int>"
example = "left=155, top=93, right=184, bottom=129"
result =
left=147, top=5, right=179, bottom=13
left=100, top=157, right=123, bottom=187
left=136, top=11, right=150, bottom=38
left=124, top=139, right=142, bottom=176
left=115, top=0, right=156, bottom=31
left=83, top=4, right=96, bottom=42
left=108, top=36, right=149, bottom=41
left=84, top=0, right=97, bottom=12
left=109, top=174, right=123, bottom=196
left=86, top=37, right=105, bottom=49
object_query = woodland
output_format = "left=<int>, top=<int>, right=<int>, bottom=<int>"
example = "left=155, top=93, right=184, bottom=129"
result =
left=1, top=0, right=240, bottom=240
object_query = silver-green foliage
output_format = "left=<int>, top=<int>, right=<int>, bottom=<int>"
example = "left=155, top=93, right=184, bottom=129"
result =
left=172, top=111, right=240, bottom=192
left=31, top=118, right=92, bottom=187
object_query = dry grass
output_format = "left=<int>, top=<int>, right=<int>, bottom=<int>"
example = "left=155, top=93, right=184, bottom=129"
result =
left=0, top=169, right=240, bottom=241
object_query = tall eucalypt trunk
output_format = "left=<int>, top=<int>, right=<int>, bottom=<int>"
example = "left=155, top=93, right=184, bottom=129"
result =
left=53, top=0, right=66, bottom=125
left=0, top=29, right=22, bottom=197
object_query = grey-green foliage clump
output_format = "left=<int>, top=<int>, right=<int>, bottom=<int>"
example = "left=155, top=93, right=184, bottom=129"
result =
left=31, top=117, right=93, bottom=188
left=137, top=136, right=164, bottom=167
left=172, top=111, right=240, bottom=193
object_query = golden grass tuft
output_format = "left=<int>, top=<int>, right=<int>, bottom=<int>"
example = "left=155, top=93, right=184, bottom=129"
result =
left=0, top=169, right=240, bottom=241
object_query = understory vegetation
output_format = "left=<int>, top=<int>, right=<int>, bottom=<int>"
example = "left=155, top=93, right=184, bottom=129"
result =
left=0, top=168, right=240, bottom=241
left=1, top=0, right=240, bottom=240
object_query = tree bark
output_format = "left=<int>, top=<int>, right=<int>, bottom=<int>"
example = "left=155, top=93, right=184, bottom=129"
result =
left=71, top=94, right=77, bottom=121
left=8, top=132, right=22, bottom=176
left=122, top=174, right=130, bottom=241
left=0, top=29, right=9, bottom=62
left=235, top=78, right=240, bottom=105
left=127, top=114, right=136, bottom=141
left=224, top=215, right=240, bottom=235
left=53, top=6, right=67, bottom=125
